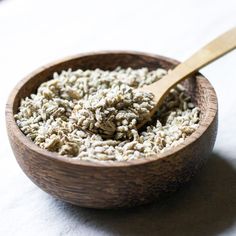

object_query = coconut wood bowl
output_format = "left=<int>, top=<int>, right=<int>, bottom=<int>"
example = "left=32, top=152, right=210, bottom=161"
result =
left=6, top=51, right=218, bottom=209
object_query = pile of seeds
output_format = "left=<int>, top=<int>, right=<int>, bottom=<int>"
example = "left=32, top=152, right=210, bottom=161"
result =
left=15, top=67, right=200, bottom=161
left=72, top=84, right=155, bottom=140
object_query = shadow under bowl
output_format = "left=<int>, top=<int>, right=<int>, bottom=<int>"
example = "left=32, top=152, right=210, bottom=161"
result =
left=6, top=51, right=218, bottom=209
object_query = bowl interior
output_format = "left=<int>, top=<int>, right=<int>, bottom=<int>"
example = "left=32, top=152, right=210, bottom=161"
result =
left=9, top=51, right=217, bottom=166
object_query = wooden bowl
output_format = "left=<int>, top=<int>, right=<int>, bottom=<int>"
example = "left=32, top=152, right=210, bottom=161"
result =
left=6, top=51, right=218, bottom=209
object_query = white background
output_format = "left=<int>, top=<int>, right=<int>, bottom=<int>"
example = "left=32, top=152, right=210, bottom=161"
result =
left=0, top=0, right=236, bottom=235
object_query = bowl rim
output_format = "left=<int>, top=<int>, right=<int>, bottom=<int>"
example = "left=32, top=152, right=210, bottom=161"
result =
left=6, top=50, right=218, bottom=168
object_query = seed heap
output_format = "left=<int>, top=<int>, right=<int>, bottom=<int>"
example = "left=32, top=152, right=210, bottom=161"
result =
left=15, top=67, right=200, bottom=161
left=72, top=84, right=155, bottom=140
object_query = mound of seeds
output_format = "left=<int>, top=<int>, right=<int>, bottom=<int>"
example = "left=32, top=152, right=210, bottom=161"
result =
left=15, top=67, right=200, bottom=161
left=72, top=84, right=155, bottom=140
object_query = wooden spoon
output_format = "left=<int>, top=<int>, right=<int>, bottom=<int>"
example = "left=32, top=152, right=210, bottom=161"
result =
left=138, top=27, right=236, bottom=128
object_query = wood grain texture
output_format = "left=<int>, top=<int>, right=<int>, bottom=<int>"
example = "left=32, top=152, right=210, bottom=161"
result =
left=5, top=51, right=218, bottom=209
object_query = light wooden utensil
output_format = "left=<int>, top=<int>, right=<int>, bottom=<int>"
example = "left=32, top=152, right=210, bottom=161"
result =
left=138, top=27, right=236, bottom=128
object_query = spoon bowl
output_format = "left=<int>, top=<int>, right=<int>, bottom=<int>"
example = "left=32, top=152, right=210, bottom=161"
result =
left=6, top=51, right=218, bottom=209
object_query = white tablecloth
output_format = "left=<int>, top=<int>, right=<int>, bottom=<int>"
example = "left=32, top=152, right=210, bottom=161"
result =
left=1, top=0, right=236, bottom=235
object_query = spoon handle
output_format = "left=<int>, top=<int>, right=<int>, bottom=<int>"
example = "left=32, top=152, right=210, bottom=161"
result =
left=145, top=27, right=236, bottom=96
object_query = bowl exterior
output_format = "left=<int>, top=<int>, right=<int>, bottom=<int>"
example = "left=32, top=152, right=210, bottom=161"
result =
left=7, top=114, right=217, bottom=209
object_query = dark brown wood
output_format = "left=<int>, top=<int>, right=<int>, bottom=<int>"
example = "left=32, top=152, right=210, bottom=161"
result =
left=5, top=51, right=218, bottom=209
